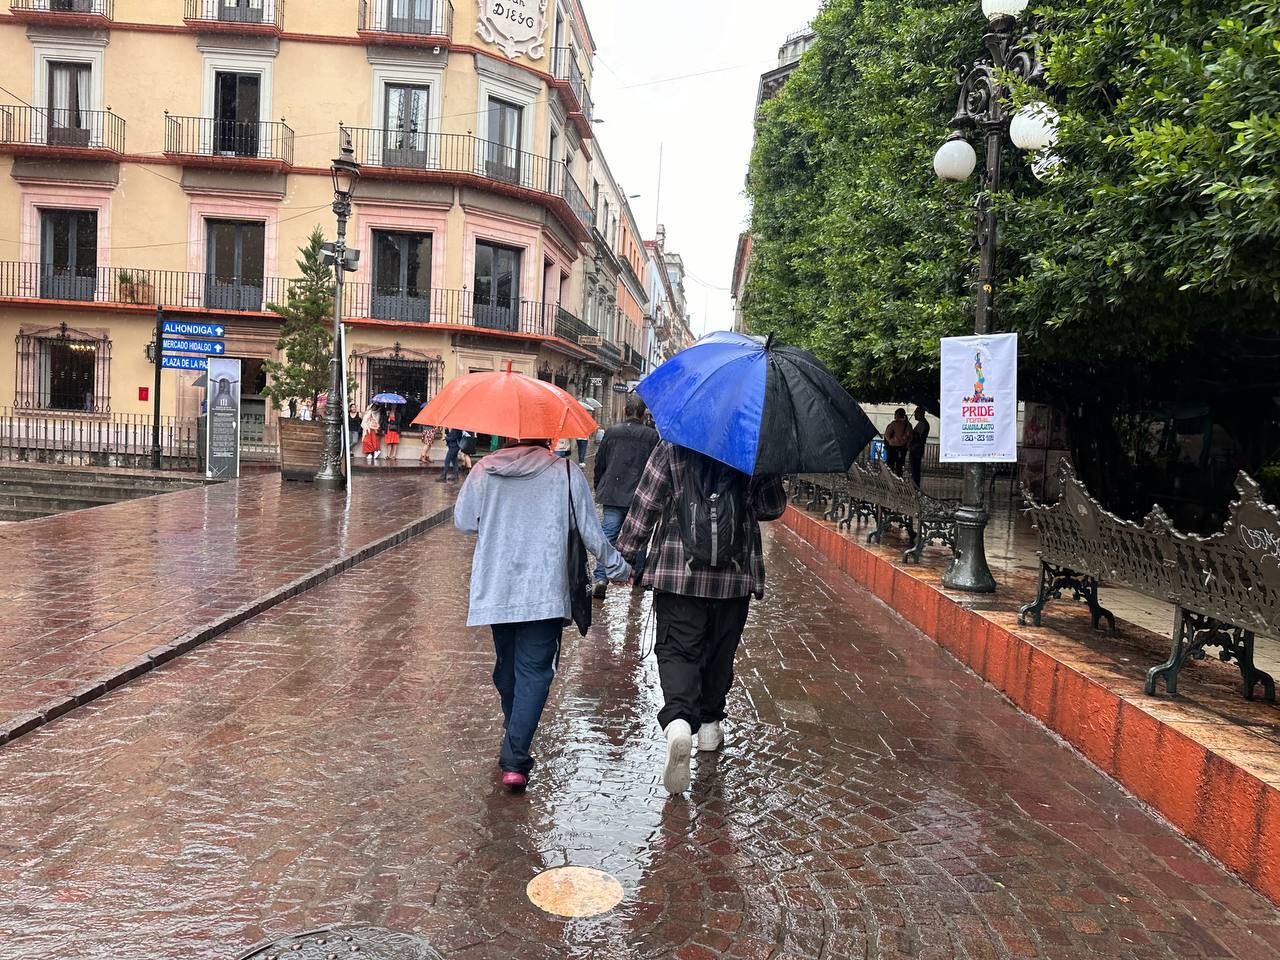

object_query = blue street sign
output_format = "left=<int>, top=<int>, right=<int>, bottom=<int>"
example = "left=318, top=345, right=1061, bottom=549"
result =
left=161, top=321, right=225, bottom=339
left=162, top=337, right=226, bottom=355
left=161, top=355, right=208, bottom=371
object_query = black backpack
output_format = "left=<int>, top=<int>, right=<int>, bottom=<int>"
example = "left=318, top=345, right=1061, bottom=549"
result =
left=675, top=451, right=749, bottom=568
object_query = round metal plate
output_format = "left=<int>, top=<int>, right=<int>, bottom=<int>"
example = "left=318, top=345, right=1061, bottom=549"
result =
left=526, top=866, right=625, bottom=918
left=237, top=925, right=444, bottom=959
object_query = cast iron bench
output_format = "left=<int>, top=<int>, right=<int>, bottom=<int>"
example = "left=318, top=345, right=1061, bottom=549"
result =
left=1020, top=459, right=1278, bottom=702
left=791, top=465, right=959, bottom=565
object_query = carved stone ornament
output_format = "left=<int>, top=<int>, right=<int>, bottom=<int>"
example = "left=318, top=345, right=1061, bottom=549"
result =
left=476, top=0, right=548, bottom=60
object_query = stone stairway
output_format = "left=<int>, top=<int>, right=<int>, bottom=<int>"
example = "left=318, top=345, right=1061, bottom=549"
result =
left=0, top=463, right=211, bottom=522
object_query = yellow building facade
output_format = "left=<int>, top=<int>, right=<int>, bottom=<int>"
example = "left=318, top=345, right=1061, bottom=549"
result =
left=0, top=0, right=637, bottom=456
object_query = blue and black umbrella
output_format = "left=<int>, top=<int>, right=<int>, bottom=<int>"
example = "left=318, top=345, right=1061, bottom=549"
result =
left=636, top=331, right=877, bottom=476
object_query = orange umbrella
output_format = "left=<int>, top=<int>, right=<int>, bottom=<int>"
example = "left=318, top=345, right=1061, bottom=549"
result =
left=411, top=365, right=598, bottom=442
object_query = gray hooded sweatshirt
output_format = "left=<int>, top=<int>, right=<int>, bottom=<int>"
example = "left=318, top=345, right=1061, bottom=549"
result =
left=455, top=444, right=631, bottom=627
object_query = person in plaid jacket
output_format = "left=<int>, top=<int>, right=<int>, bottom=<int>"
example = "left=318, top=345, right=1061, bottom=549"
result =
left=616, top=441, right=788, bottom=795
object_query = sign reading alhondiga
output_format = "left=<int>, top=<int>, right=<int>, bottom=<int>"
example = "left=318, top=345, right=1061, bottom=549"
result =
left=476, top=0, right=548, bottom=59
left=939, top=332, right=1018, bottom=463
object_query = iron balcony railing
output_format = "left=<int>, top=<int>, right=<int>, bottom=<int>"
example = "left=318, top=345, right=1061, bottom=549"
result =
left=551, top=46, right=593, bottom=122
left=345, top=285, right=576, bottom=338
left=0, top=409, right=200, bottom=467
left=358, top=0, right=452, bottom=37
left=10, top=0, right=114, bottom=18
left=623, top=342, right=646, bottom=373
left=184, top=0, right=283, bottom=28
left=165, top=115, right=294, bottom=166
left=0, top=261, right=294, bottom=313
left=0, top=106, right=125, bottom=154
left=344, top=127, right=592, bottom=231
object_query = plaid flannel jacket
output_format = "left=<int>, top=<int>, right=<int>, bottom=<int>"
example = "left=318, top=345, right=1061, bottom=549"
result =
left=616, top=442, right=788, bottom=600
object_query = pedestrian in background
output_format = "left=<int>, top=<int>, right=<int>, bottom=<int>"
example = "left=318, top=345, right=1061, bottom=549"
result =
left=460, top=430, right=478, bottom=470
left=383, top=406, right=402, bottom=462
left=616, top=441, right=787, bottom=795
left=455, top=439, right=631, bottom=792
left=347, top=403, right=362, bottom=451
left=884, top=408, right=911, bottom=476
left=438, top=427, right=462, bottom=482
left=361, top=403, right=382, bottom=461
left=419, top=425, right=438, bottom=465
left=592, top=395, right=659, bottom=599
left=909, top=406, right=930, bottom=489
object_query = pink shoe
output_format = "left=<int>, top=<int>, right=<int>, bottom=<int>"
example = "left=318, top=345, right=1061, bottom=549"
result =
left=502, top=772, right=528, bottom=791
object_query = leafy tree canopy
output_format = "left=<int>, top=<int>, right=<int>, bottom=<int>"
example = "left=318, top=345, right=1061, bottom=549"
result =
left=745, top=0, right=1280, bottom=411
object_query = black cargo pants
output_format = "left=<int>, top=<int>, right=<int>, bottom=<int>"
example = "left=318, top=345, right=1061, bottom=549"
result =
left=653, top=590, right=752, bottom=731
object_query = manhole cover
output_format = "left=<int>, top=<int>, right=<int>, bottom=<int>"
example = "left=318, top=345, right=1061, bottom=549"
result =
left=527, top=866, right=625, bottom=918
left=237, top=925, right=444, bottom=959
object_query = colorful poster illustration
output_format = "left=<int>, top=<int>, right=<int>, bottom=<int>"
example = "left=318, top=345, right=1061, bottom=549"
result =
left=940, top=333, right=1018, bottom=463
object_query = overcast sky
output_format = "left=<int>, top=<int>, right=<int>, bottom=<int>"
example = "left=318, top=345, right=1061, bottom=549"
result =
left=583, top=0, right=824, bottom=335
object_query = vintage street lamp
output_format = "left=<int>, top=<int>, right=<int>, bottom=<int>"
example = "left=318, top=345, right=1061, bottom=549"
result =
left=932, top=0, right=1050, bottom=592
left=314, top=128, right=362, bottom=490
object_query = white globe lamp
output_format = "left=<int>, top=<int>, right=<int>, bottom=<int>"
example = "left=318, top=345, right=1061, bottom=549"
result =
left=1010, top=103, right=1060, bottom=151
left=981, top=0, right=1028, bottom=17
left=1032, top=150, right=1063, bottom=181
left=933, top=137, right=977, bottom=182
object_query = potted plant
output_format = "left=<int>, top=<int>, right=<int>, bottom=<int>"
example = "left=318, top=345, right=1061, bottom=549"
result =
left=117, top=269, right=153, bottom=304
left=262, top=227, right=344, bottom=480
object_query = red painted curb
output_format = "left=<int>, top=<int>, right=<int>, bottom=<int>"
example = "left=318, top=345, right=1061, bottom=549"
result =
left=781, top=505, right=1280, bottom=907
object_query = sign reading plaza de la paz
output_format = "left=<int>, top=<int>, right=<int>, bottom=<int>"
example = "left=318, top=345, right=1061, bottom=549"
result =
left=940, top=332, right=1019, bottom=463
left=477, top=0, right=548, bottom=59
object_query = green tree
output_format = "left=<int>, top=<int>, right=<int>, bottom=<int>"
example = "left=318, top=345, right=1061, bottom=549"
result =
left=262, top=227, right=335, bottom=411
left=746, top=0, right=1280, bottom=507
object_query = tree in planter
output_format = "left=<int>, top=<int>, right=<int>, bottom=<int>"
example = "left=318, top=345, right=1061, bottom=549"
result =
left=262, top=227, right=337, bottom=415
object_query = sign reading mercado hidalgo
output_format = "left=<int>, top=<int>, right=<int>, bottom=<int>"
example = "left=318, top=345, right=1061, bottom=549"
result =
left=940, top=332, right=1018, bottom=463
left=476, top=0, right=548, bottom=59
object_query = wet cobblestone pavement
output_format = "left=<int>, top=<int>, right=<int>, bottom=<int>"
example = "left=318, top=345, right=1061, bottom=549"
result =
left=1, top=525, right=1278, bottom=959
left=0, top=476, right=450, bottom=737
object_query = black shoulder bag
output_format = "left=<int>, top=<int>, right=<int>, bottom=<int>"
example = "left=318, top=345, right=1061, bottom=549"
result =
left=565, top=460, right=592, bottom=637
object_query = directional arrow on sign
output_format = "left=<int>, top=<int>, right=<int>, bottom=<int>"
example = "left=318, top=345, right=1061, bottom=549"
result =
left=163, top=337, right=226, bottom=355
left=162, top=321, right=226, bottom=339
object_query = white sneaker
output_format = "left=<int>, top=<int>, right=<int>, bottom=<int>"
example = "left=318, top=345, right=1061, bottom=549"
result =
left=374, top=451, right=382, bottom=460
left=662, top=720, right=692, bottom=795
left=696, top=722, right=724, bottom=753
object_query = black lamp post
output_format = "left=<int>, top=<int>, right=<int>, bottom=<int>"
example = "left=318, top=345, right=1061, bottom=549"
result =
left=315, top=129, right=362, bottom=490
left=932, top=0, right=1050, bottom=592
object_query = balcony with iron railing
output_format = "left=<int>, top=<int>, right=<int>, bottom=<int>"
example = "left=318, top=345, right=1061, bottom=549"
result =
left=165, top=114, right=294, bottom=170
left=358, top=0, right=452, bottom=41
left=183, top=0, right=284, bottom=33
left=343, top=126, right=592, bottom=239
left=9, top=0, right=113, bottom=25
left=623, top=342, right=646, bottom=374
left=0, top=261, right=294, bottom=314
left=0, top=106, right=125, bottom=158
left=551, top=46, right=594, bottom=134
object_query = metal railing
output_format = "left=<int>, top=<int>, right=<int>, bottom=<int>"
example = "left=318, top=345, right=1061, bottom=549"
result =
left=10, top=0, right=114, bottom=17
left=0, top=106, right=125, bottom=154
left=165, top=115, right=294, bottom=166
left=183, top=0, right=283, bottom=27
left=344, top=127, right=591, bottom=230
left=346, top=285, right=575, bottom=337
left=0, top=408, right=199, bottom=467
left=551, top=47, right=593, bottom=122
left=0, top=261, right=294, bottom=313
left=358, top=0, right=452, bottom=37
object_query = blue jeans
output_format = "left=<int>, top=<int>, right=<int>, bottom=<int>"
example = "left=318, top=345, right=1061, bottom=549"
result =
left=441, top=444, right=460, bottom=479
left=576, top=438, right=588, bottom=464
left=595, top=505, right=645, bottom=584
left=491, top=619, right=562, bottom=775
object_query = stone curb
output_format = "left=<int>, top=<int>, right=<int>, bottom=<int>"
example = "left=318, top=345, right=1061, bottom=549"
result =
left=0, top=505, right=454, bottom=749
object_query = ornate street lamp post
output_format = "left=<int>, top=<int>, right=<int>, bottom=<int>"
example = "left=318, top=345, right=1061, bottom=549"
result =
left=315, top=131, right=362, bottom=490
left=932, top=0, right=1047, bottom=592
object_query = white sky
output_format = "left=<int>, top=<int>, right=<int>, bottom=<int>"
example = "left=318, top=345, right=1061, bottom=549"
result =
left=582, top=0, right=824, bottom=335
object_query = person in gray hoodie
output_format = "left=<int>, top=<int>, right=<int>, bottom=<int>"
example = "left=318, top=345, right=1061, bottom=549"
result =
left=455, top=439, right=631, bottom=791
